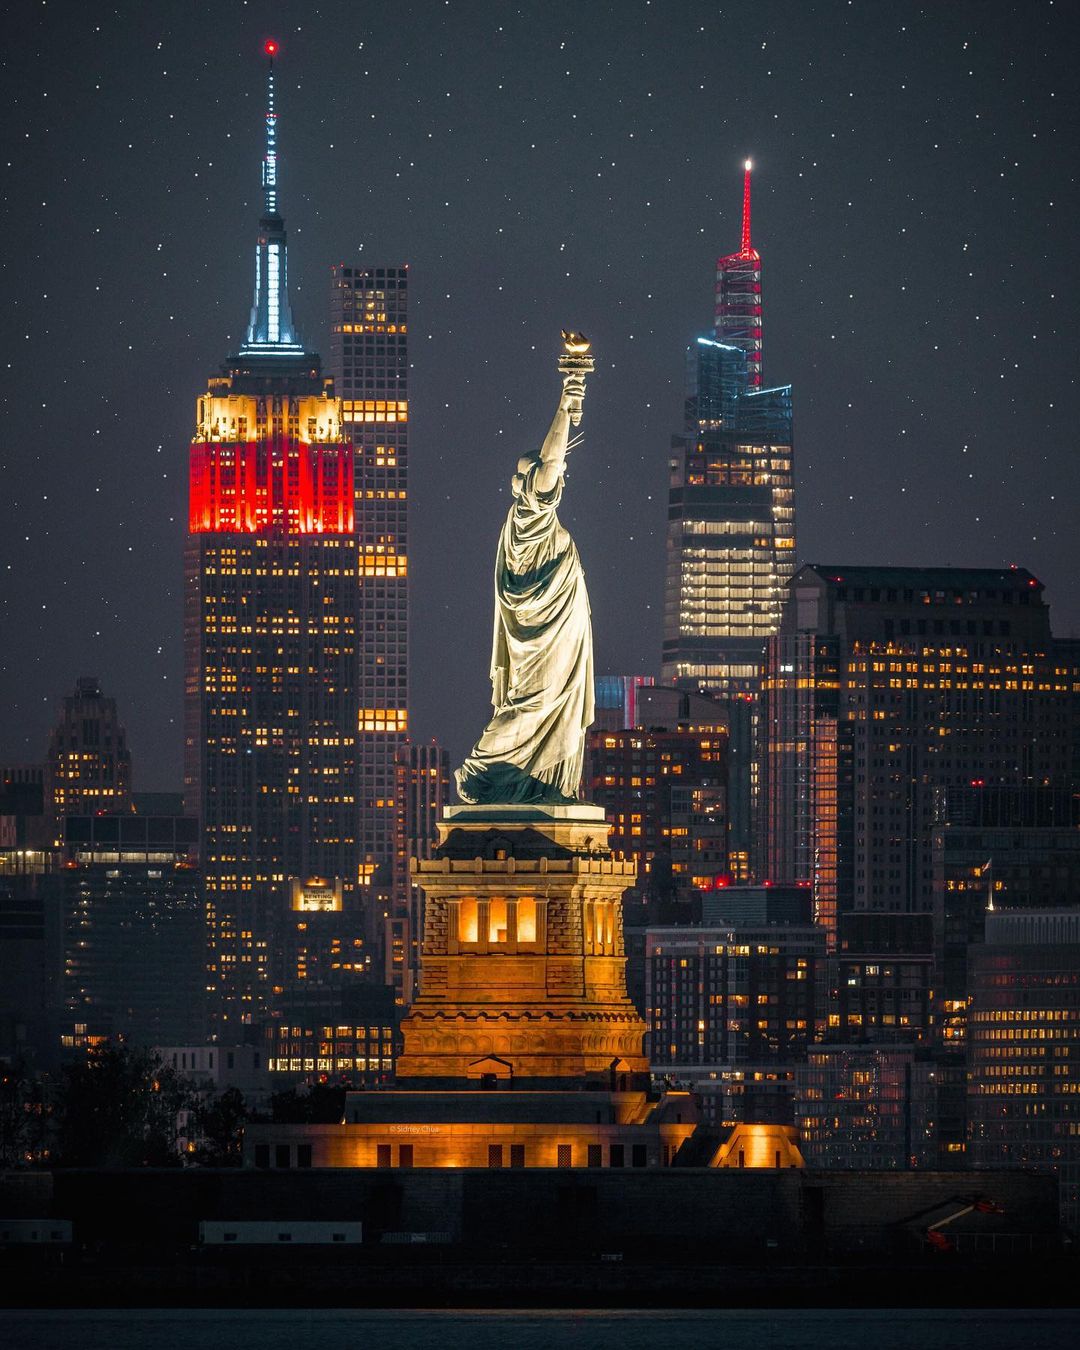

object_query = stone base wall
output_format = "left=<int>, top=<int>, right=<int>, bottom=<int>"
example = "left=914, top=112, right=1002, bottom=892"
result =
left=401, top=809, right=647, bottom=1085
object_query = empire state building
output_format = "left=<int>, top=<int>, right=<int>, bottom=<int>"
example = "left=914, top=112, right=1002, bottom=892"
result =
left=184, top=45, right=365, bottom=1035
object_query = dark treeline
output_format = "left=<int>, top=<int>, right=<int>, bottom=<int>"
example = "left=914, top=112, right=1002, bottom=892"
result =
left=0, top=1045, right=346, bottom=1169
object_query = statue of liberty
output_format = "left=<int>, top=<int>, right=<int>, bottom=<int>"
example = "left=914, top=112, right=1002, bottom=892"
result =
left=455, top=336, right=596, bottom=805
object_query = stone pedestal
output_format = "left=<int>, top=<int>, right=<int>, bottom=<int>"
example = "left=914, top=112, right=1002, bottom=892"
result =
left=396, top=804, right=649, bottom=1088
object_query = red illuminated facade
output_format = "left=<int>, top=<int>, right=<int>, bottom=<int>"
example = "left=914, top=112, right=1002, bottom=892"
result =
left=189, top=439, right=354, bottom=535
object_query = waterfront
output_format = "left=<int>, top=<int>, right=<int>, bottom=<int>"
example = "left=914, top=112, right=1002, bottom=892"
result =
left=2, top=1308, right=1079, bottom=1350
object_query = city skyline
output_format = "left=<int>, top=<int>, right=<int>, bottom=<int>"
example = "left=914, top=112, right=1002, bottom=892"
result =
left=1, top=0, right=1078, bottom=786
left=3, top=5, right=1080, bottom=1305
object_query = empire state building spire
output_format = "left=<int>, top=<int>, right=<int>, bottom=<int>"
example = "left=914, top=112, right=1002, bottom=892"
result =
left=237, top=41, right=307, bottom=360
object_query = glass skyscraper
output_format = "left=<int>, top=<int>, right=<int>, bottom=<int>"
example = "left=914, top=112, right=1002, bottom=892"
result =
left=662, top=166, right=795, bottom=879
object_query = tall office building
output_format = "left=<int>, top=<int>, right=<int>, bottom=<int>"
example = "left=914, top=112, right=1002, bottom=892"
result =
left=932, top=785, right=1080, bottom=1050
left=967, top=908, right=1080, bottom=1232
left=328, top=264, right=409, bottom=939
left=1, top=764, right=48, bottom=852
left=795, top=1045, right=917, bottom=1170
left=45, top=677, right=132, bottom=842
left=585, top=687, right=729, bottom=898
left=761, top=565, right=1080, bottom=947
left=663, top=165, right=795, bottom=878
left=387, top=741, right=451, bottom=1004
left=184, top=49, right=363, bottom=1035
left=61, top=813, right=204, bottom=1050
left=832, top=913, right=935, bottom=1047
left=0, top=776, right=62, bottom=1067
left=645, top=919, right=826, bottom=1068
left=662, top=342, right=795, bottom=696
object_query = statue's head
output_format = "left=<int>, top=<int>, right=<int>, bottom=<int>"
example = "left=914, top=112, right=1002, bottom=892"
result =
left=512, top=453, right=539, bottom=498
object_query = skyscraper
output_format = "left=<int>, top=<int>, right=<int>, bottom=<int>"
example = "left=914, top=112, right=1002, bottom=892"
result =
left=585, top=687, right=729, bottom=898
left=967, top=908, right=1080, bottom=1232
left=645, top=917, right=826, bottom=1071
left=45, top=677, right=132, bottom=843
left=662, top=339, right=796, bottom=695
left=931, top=785, right=1080, bottom=1050
left=184, top=48, right=364, bottom=1036
left=760, top=565, right=1080, bottom=947
left=61, top=812, right=204, bottom=1050
left=388, top=740, right=451, bottom=1003
left=662, top=165, right=795, bottom=879
left=0, top=777, right=62, bottom=1068
left=328, top=264, right=409, bottom=942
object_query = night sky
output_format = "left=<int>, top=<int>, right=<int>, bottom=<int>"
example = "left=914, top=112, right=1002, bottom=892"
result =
left=1, top=0, right=1077, bottom=787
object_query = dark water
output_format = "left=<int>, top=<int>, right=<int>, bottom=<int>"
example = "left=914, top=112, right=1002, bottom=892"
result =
left=1, top=1309, right=1078, bottom=1350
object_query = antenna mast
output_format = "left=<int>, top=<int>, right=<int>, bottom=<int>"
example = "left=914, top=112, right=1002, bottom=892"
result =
left=263, top=40, right=279, bottom=216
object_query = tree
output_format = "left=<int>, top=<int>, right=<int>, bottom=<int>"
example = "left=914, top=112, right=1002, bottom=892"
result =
left=190, top=1086, right=248, bottom=1166
left=53, top=1043, right=194, bottom=1168
left=0, top=1060, right=54, bottom=1167
left=269, top=1082, right=347, bottom=1124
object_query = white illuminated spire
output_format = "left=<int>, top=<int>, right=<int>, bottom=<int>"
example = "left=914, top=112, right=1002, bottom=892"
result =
left=239, top=41, right=306, bottom=359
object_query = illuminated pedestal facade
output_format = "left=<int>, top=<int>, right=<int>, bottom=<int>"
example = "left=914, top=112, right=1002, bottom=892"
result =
left=397, top=804, right=649, bottom=1088
left=243, top=806, right=806, bottom=1168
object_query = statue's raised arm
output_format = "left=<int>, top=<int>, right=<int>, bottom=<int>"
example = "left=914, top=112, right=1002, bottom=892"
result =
left=455, top=335, right=596, bottom=806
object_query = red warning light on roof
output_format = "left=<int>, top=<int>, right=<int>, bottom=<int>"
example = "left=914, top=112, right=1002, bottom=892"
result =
left=264, top=39, right=279, bottom=55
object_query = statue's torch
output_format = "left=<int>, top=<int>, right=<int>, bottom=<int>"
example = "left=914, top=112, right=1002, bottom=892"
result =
left=558, top=331, right=593, bottom=428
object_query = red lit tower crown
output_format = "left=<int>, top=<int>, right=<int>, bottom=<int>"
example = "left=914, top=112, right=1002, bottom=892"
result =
left=714, top=159, right=763, bottom=389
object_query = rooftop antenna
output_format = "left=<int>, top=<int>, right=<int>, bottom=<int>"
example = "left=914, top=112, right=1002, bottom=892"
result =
left=262, top=40, right=279, bottom=217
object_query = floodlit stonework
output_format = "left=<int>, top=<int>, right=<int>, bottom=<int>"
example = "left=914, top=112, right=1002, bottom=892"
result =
left=396, top=805, right=649, bottom=1088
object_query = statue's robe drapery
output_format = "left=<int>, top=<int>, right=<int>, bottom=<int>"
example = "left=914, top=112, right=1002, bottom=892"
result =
left=455, top=461, right=593, bottom=804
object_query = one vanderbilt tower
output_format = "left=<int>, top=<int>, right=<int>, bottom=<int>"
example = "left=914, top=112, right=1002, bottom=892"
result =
left=185, top=45, right=364, bottom=1037
left=662, top=162, right=795, bottom=880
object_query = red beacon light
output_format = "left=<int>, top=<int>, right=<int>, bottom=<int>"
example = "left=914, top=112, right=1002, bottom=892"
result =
left=264, top=39, right=279, bottom=56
